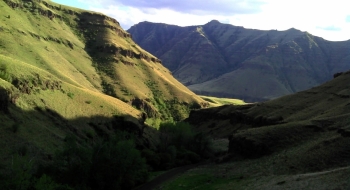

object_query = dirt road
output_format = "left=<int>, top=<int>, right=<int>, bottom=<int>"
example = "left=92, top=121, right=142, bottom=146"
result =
left=133, top=164, right=200, bottom=190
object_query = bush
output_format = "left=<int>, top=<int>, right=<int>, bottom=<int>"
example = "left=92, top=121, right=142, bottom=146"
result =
left=11, top=123, right=21, bottom=133
left=89, top=138, right=148, bottom=190
left=44, top=133, right=149, bottom=189
left=83, top=128, right=95, bottom=139
left=0, top=63, right=11, bottom=82
left=158, top=122, right=213, bottom=156
left=0, top=154, right=67, bottom=190
left=141, top=149, right=160, bottom=170
left=49, top=135, right=91, bottom=187
left=177, top=149, right=201, bottom=164
left=0, top=87, right=9, bottom=113
left=155, top=122, right=214, bottom=169
left=67, top=92, right=74, bottom=99
left=158, top=121, right=194, bottom=151
left=0, top=154, right=34, bottom=190
left=34, top=174, right=62, bottom=190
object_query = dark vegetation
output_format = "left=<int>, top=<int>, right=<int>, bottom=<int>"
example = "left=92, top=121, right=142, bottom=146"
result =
left=0, top=123, right=213, bottom=190
left=143, top=122, right=213, bottom=171
left=0, top=133, right=148, bottom=190
left=0, top=88, right=213, bottom=189
left=0, top=63, right=11, bottom=82
left=0, top=1, right=209, bottom=189
left=187, top=71, right=350, bottom=174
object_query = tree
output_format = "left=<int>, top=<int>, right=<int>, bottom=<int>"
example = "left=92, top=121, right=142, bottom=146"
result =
left=89, top=138, right=148, bottom=190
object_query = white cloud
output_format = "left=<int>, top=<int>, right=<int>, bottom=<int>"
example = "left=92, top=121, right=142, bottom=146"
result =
left=91, top=0, right=265, bottom=15
left=82, top=0, right=350, bottom=41
left=91, top=5, right=231, bottom=29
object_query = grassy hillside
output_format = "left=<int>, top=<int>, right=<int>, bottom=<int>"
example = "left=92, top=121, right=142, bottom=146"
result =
left=0, top=0, right=207, bottom=121
left=128, top=20, right=350, bottom=102
left=0, top=1, right=218, bottom=189
left=0, top=0, right=212, bottom=181
left=199, top=95, right=246, bottom=106
left=178, top=71, right=350, bottom=189
left=187, top=72, right=350, bottom=168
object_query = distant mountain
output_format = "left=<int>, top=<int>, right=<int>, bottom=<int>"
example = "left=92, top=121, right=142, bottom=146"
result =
left=128, top=20, right=350, bottom=102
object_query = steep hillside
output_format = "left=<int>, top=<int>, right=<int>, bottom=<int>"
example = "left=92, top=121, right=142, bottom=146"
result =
left=0, top=0, right=208, bottom=165
left=186, top=71, right=350, bottom=174
left=0, top=0, right=207, bottom=119
left=128, top=20, right=350, bottom=102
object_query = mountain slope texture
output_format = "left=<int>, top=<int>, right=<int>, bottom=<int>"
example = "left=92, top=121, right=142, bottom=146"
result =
left=0, top=0, right=207, bottom=170
left=128, top=20, right=350, bottom=102
left=187, top=70, right=350, bottom=171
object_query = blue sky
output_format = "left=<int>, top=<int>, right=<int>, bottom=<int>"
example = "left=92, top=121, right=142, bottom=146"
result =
left=52, top=0, right=350, bottom=41
left=52, top=0, right=88, bottom=9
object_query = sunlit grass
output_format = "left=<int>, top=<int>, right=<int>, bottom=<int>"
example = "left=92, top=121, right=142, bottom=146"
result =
left=200, top=95, right=246, bottom=106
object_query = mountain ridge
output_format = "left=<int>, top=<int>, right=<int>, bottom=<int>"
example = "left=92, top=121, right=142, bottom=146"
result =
left=184, top=69, right=350, bottom=175
left=128, top=20, right=350, bottom=101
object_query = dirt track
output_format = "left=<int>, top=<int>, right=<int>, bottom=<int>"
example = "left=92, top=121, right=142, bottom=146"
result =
left=133, top=164, right=200, bottom=190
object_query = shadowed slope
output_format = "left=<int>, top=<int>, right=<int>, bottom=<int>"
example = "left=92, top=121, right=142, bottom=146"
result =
left=128, top=20, right=350, bottom=102
left=0, top=0, right=210, bottom=176
left=186, top=71, right=350, bottom=173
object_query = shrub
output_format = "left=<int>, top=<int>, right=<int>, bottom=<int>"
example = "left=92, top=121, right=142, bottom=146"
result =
left=0, top=63, right=11, bottom=82
left=0, top=87, right=9, bottom=113
left=44, top=133, right=149, bottom=189
left=11, top=123, right=21, bottom=133
left=67, top=92, right=74, bottom=99
left=0, top=155, right=66, bottom=190
left=141, top=149, right=160, bottom=170
left=158, top=121, right=195, bottom=151
left=89, top=138, right=148, bottom=189
left=34, top=174, right=61, bottom=190
left=156, top=122, right=214, bottom=169
left=0, top=154, right=34, bottom=190
left=83, top=128, right=95, bottom=139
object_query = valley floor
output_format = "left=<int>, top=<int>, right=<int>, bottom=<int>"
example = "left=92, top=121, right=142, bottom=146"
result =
left=138, top=138, right=350, bottom=190
left=157, top=162, right=350, bottom=190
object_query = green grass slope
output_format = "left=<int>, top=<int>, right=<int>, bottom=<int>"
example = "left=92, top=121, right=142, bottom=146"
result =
left=172, top=71, right=350, bottom=189
left=187, top=71, right=350, bottom=170
left=199, top=95, right=246, bottom=107
left=0, top=0, right=209, bottom=165
left=0, top=0, right=208, bottom=120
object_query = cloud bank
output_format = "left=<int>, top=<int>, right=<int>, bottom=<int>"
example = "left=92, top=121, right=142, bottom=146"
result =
left=112, top=0, right=265, bottom=15
left=71, top=0, right=350, bottom=41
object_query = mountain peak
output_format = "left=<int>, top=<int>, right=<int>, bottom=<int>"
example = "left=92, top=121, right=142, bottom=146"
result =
left=207, top=20, right=221, bottom=25
left=286, top=27, right=302, bottom=33
left=128, top=20, right=350, bottom=102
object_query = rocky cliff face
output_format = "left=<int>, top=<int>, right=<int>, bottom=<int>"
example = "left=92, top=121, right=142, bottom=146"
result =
left=128, top=20, right=350, bottom=102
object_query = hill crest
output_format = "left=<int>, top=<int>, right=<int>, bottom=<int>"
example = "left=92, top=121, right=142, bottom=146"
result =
left=128, top=21, right=350, bottom=102
left=0, top=0, right=208, bottom=164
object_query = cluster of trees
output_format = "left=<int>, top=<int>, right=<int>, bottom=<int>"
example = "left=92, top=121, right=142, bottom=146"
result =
left=0, top=133, right=148, bottom=190
left=142, top=122, right=213, bottom=170
left=0, top=122, right=213, bottom=190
